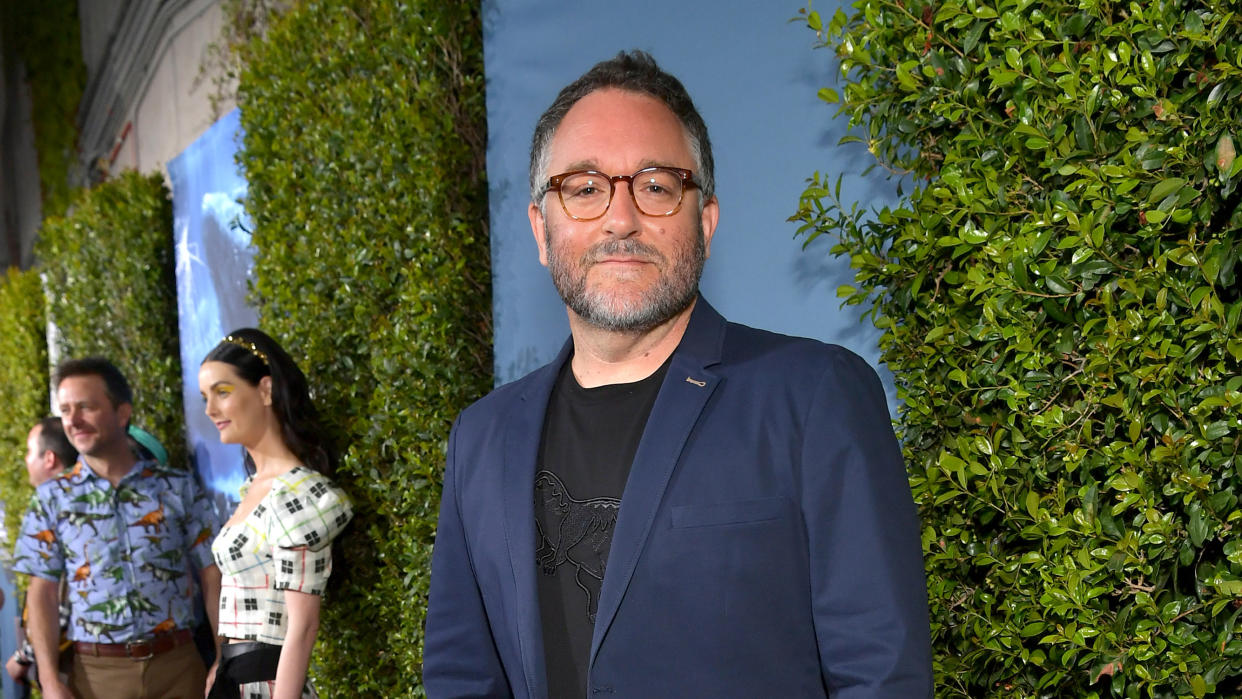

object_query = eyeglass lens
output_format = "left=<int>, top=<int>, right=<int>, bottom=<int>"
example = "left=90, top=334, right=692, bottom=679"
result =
left=558, top=168, right=685, bottom=219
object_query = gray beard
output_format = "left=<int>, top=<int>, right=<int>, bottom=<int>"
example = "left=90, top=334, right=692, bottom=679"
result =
left=546, top=228, right=706, bottom=334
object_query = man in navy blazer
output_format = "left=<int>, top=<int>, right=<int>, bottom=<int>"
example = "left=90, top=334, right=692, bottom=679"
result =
left=424, top=51, right=933, bottom=698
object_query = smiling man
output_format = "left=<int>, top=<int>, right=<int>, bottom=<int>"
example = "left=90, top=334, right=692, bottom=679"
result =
left=12, top=357, right=221, bottom=699
left=423, top=51, right=932, bottom=698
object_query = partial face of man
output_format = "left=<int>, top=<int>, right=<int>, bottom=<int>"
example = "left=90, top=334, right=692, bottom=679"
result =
left=529, top=88, right=719, bottom=333
left=57, top=374, right=131, bottom=459
left=24, top=425, right=49, bottom=487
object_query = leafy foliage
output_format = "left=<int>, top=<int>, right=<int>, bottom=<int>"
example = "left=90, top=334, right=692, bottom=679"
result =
left=0, top=268, right=49, bottom=547
left=0, top=0, right=86, bottom=217
left=233, top=1, right=490, bottom=694
left=794, top=0, right=1242, bottom=696
left=36, top=172, right=187, bottom=471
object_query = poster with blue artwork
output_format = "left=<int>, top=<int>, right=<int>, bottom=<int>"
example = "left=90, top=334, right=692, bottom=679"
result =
left=169, top=108, right=257, bottom=509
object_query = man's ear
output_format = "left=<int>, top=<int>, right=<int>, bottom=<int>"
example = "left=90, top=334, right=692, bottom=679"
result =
left=41, top=449, right=58, bottom=475
left=117, top=402, right=133, bottom=428
left=700, top=195, right=720, bottom=259
left=529, top=202, right=550, bottom=267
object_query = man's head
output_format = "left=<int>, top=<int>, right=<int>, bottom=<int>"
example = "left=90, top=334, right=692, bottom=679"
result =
left=25, top=417, right=77, bottom=487
left=528, top=51, right=720, bottom=334
left=53, top=357, right=133, bottom=459
left=529, top=51, right=715, bottom=208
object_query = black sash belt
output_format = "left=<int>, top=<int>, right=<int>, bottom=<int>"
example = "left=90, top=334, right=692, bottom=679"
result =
left=207, top=641, right=283, bottom=699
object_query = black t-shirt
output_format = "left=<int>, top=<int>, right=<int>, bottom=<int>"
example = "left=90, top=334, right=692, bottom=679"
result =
left=535, top=356, right=670, bottom=699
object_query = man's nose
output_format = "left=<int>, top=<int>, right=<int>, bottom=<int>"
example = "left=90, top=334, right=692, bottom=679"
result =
left=603, top=181, right=641, bottom=237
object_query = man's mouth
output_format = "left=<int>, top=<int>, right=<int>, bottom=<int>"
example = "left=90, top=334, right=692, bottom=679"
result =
left=595, top=257, right=650, bottom=265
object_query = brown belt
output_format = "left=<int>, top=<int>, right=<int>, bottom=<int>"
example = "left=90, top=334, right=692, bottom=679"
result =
left=73, top=628, right=194, bottom=660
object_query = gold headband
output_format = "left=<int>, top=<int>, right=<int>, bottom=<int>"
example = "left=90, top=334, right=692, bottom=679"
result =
left=222, top=335, right=269, bottom=366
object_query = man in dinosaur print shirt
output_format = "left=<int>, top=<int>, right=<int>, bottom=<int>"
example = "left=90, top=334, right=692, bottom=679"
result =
left=13, top=357, right=222, bottom=699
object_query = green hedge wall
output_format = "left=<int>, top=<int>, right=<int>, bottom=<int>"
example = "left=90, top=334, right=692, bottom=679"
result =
left=0, top=268, right=49, bottom=547
left=35, top=171, right=186, bottom=470
left=795, top=1, right=1241, bottom=696
left=234, top=1, right=490, bottom=694
left=0, top=0, right=86, bottom=217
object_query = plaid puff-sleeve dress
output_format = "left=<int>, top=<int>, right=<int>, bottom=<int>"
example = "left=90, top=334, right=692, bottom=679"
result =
left=212, top=466, right=352, bottom=699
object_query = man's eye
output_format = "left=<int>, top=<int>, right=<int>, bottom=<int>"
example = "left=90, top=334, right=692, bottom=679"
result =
left=567, top=184, right=602, bottom=198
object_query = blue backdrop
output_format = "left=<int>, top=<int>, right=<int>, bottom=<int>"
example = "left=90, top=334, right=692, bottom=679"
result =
left=169, top=108, right=258, bottom=509
left=482, top=1, right=900, bottom=407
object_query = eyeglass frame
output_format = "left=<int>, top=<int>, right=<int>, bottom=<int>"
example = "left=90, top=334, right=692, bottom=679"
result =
left=542, top=166, right=700, bottom=221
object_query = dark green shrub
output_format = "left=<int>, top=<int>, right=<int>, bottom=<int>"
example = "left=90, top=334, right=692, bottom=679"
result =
left=35, top=171, right=186, bottom=470
left=234, top=1, right=490, bottom=694
left=0, top=268, right=49, bottom=545
left=0, top=0, right=86, bottom=217
left=794, top=1, right=1241, bottom=696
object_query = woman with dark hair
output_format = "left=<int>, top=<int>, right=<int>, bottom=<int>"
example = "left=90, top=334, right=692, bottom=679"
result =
left=199, top=328, right=352, bottom=699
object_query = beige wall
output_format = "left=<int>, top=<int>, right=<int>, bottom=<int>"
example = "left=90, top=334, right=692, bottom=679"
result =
left=86, top=0, right=236, bottom=177
left=1, top=0, right=236, bottom=270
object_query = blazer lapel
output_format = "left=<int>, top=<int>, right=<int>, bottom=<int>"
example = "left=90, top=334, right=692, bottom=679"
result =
left=502, top=342, right=571, bottom=699
left=589, top=299, right=727, bottom=666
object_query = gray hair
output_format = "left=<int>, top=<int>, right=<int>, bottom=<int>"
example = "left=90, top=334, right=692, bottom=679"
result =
left=529, top=50, right=715, bottom=208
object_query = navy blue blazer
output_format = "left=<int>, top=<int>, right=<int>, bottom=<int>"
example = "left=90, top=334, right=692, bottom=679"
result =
left=424, top=299, right=932, bottom=698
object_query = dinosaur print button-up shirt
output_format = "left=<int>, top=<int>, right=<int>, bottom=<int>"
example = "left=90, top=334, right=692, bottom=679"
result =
left=13, top=458, right=220, bottom=644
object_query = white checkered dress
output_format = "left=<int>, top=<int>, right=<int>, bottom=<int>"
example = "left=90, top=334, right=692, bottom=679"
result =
left=212, top=466, right=352, bottom=696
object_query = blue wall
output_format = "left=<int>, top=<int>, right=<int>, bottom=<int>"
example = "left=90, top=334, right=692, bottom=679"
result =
left=482, top=1, right=901, bottom=406
left=169, top=108, right=258, bottom=509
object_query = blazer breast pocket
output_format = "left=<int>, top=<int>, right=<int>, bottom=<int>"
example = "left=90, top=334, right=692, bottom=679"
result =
left=670, top=496, right=790, bottom=529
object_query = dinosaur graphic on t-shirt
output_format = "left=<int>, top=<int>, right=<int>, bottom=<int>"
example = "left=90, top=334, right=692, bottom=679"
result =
left=533, top=470, right=620, bottom=623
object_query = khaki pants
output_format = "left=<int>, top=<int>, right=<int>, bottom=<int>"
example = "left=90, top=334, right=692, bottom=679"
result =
left=70, top=641, right=206, bottom=699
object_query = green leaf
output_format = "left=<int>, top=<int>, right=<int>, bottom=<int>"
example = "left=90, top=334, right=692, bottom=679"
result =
left=1217, top=580, right=1242, bottom=596
left=1147, top=177, right=1187, bottom=204
left=1190, top=286, right=1212, bottom=308
left=961, top=222, right=989, bottom=244
left=1189, top=506, right=1208, bottom=548
left=1207, top=83, right=1226, bottom=107
left=1203, top=421, right=1231, bottom=440
left=974, top=435, right=993, bottom=455
left=963, top=21, right=986, bottom=53
left=1045, top=276, right=1073, bottom=294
